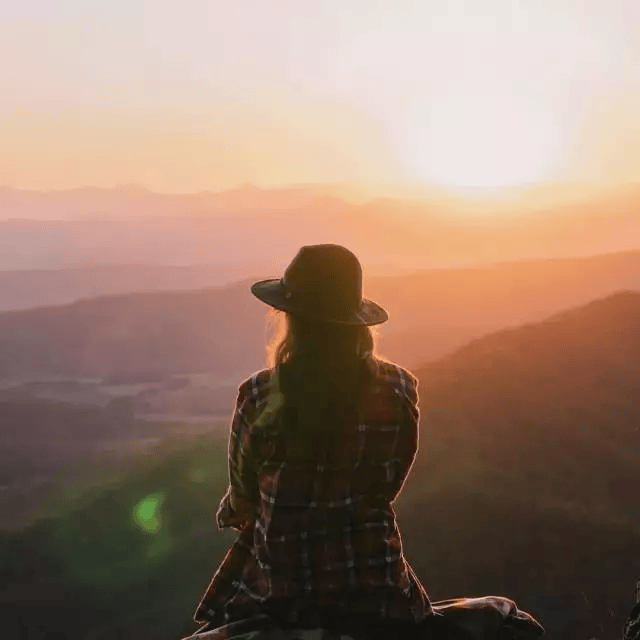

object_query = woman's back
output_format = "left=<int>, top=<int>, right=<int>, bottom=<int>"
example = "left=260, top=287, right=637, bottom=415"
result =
left=200, top=357, right=431, bottom=627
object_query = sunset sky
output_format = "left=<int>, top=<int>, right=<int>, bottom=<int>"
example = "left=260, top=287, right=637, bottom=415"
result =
left=1, top=0, right=640, bottom=197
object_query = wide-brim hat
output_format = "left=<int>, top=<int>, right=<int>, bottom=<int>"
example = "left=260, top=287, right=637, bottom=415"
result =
left=251, top=244, right=388, bottom=326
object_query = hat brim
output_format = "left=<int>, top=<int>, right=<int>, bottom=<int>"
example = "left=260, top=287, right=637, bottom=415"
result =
left=251, top=279, right=388, bottom=326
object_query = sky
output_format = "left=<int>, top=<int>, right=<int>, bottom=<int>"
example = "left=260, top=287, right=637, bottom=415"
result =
left=1, top=0, right=640, bottom=196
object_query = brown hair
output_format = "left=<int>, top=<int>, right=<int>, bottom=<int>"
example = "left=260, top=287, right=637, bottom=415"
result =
left=265, top=309, right=380, bottom=448
left=266, top=309, right=377, bottom=369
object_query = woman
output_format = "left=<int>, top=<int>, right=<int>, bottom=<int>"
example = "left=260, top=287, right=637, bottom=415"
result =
left=193, top=244, right=432, bottom=639
left=189, top=244, right=544, bottom=640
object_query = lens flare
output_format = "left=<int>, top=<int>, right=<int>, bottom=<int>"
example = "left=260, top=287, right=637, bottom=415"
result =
left=133, top=492, right=165, bottom=534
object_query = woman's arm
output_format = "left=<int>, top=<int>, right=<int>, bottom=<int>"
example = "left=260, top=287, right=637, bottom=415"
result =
left=389, top=368, right=420, bottom=502
left=216, top=381, right=259, bottom=532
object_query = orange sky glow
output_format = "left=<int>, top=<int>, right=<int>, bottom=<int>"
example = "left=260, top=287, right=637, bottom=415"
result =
left=1, top=0, right=639, bottom=200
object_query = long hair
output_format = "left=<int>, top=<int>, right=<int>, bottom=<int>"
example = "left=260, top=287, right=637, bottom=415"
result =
left=265, top=309, right=380, bottom=451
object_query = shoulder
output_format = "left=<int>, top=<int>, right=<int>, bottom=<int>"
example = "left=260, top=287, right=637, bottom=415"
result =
left=234, top=369, right=283, bottom=430
left=236, top=368, right=275, bottom=406
left=372, top=358, right=419, bottom=406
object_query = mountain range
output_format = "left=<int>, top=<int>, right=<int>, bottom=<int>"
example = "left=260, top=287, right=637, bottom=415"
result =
left=1, top=288, right=639, bottom=639
left=1, top=248, right=639, bottom=381
left=2, top=182, right=640, bottom=270
left=2, top=182, right=640, bottom=639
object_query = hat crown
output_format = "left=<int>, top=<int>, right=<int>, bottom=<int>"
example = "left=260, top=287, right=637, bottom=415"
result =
left=282, top=245, right=362, bottom=319
left=250, top=244, right=387, bottom=325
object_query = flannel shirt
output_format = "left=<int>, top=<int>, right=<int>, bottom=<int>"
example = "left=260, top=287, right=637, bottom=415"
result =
left=194, top=358, right=431, bottom=628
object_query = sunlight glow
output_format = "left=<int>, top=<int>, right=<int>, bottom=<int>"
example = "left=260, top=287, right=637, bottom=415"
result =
left=0, top=0, right=635, bottom=193
left=335, top=2, right=602, bottom=192
left=405, top=95, right=563, bottom=190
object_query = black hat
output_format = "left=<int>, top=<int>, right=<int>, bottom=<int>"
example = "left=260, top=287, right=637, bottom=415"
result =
left=251, top=244, right=388, bottom=325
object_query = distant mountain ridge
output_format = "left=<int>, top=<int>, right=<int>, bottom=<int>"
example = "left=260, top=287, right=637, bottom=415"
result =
left=0, top=279, right=266, bottom=384
left=0, top=183, right=350, bottom=219
left=2, top=183, right=640, bottom=270
left=0, top=264, right=262, bottom=312
left=1, top=249, right=639, bottom=381
left=0, top=261, right=421, bottom=313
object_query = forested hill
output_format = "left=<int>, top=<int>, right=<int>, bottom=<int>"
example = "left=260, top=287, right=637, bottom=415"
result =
left=0, top=279, right=267, bottom=384
left=1, top=292, right=639, bottom=638
left=400, top=291, right=640, bottom=639
left=414, top=290, right=640, bottom=518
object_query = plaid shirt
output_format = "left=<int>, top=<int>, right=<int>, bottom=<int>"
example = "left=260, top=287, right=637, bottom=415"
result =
left=194, top=358, right=431, bottom=627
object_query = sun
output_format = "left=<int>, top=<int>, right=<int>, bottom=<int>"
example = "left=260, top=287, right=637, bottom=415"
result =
left=404, top=94, right=562, bottom=192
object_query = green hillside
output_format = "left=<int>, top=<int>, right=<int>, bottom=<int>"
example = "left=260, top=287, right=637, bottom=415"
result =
left=409, top=290, right=640, bottom=638
left=0, top=432, right=234, bottom=640
left=1, top=292, right=640, bottom=638
left=2, top=427, right=637, bottom=640
left=414, top=290, right=640, bottom=522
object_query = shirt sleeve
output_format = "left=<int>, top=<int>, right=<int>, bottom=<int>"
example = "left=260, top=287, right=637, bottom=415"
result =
left=216, top=381, right=259, bottom=531
left=389, top=369, right=420, bottom=502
